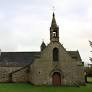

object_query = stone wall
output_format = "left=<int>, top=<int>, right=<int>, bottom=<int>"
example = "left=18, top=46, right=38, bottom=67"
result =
left=0, top=67, right=21, bottom=82
left=0, top=66, right=30, bottom=83
left=12, top=66, right=29, bottom=82
left=30, top=42, right=85, bottom=86
left=0, top=41, right=85, bottom=85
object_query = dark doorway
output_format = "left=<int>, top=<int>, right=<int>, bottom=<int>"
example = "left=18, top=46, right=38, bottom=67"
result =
left=52, top=72, right=61, bottom=86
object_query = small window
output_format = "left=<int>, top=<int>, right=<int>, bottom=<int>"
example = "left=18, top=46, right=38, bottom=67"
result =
left=53, top=48, right=59, bottom=61
left=53, top=32, right=56, bottom=37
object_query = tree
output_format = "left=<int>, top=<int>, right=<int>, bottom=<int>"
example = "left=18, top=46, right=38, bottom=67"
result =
left=89, top=41, right=92, bottom=62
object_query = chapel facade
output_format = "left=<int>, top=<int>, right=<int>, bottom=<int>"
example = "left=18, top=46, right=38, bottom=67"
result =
left=0, top=13, right=85, bottom=86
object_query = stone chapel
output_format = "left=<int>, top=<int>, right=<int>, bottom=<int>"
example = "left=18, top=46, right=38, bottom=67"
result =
left=0, top=13, right=85, bottom=86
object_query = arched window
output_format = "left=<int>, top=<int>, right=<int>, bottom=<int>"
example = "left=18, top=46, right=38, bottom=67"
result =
left=53, top=31, right=56, bottom=37
left=53, top=48, right=59, bottom=61
left=52, top=30, right=57, bottom=37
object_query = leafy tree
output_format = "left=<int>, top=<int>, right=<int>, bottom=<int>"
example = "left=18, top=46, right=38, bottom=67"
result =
left=89, top=41, right=92, bottom=62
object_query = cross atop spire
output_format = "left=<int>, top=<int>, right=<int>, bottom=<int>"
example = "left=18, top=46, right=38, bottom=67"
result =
left=52, top=6, right=55, bottom=13
left=51, top=12, right=57, bottom=28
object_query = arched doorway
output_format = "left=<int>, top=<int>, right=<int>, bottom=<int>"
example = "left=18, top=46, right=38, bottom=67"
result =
left=52, top=72, right=61, bottom=86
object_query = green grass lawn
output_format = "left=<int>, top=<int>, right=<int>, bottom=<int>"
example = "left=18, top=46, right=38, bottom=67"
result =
left=87, top=77, right=92, bottom=82
left=0, top=83, right=92, bottom=92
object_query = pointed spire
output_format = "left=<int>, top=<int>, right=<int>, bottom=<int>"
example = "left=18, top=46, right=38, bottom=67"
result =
left=41, top=41, right=46, bottom=47
left=50, top=12, right=59, bottom=42
left=40, top=41, right=46, bottom=51
left=51, top=12, right=57, bottom=28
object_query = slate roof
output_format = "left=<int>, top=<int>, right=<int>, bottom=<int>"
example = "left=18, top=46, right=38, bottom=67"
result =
left=0, top=52, right=40, bottom=66
left=0, top=50, right=81, bottom=67
left=67, top=51, right=82, bottom=61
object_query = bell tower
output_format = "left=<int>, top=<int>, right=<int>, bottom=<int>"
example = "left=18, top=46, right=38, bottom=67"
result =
left=50, top=12, right=59, bottom=42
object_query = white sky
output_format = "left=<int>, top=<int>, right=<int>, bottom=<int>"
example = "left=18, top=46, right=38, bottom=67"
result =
left=0, top=0, right=92, bottom=65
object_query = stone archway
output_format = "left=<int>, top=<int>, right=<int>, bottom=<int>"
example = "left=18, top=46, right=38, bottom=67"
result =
left=52, top=72, right=61, bottom=86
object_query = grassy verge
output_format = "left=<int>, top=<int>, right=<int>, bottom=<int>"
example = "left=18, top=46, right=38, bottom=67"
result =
left=87, top=77, right=92, bottom=82
left=0, top=83, right=92, bottom=92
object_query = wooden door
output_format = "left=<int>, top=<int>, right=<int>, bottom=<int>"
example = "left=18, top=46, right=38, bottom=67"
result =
left=52, top=72, right=61, bottom=86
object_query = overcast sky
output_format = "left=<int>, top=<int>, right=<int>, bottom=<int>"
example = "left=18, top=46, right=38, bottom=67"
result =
left=0, top=0, right=92, bottom=64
